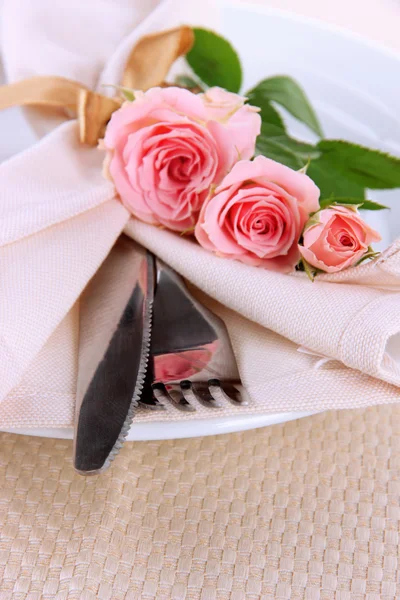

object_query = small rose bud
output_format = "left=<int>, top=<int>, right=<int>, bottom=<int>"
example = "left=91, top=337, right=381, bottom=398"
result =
left=299, top=205, right=381, bottom=273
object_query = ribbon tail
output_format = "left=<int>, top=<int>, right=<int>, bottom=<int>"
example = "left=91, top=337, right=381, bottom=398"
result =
left=0, top=75, right=86, bottom=112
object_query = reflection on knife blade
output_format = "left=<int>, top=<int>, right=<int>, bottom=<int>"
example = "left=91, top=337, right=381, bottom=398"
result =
left=73, top=236, right=154, bottom=474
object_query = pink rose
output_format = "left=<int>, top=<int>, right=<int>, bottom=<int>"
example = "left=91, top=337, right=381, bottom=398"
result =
left=195, top=155, right=320, bottom=272
left=299, top=205, right=381, bottom=273
left=103, top=87, right=240, bottom=232
left=201, top=87, right=261, bottom=160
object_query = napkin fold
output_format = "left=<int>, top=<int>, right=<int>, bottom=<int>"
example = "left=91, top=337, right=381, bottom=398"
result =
left=1, top=0, right=400, bottom=428
left=127, top=221, right=400, bottom=387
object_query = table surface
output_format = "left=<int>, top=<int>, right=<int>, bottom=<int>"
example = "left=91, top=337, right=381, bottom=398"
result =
left=1, top=3, right=400, bottom=600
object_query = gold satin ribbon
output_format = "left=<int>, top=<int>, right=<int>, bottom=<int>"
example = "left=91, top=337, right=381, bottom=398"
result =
left=0, top=26, right=194, bottom=145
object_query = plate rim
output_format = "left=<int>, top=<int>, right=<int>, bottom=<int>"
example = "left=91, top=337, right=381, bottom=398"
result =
left=226, top=0, right=400, bottom=62
left=2, top=410, right=320, bottom=441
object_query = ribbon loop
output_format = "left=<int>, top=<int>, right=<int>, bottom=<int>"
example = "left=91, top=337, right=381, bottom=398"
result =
left=122, top=25, right=194, bottom=91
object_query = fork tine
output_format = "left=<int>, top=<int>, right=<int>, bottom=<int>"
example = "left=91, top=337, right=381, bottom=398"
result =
left=138, top=357, right=166, bottom=410
left=153, top=382, right=196, bottom=412
left=139, top=393, right=166, bottom=410
left=180, top=380, right=221, bottom=408
left=209, top=379, right=248, bottom=406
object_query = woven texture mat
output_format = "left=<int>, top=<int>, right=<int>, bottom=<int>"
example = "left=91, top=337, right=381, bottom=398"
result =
left=0, top=406, right=399, bottom=600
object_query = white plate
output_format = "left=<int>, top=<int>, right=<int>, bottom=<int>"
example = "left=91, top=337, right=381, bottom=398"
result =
left=2, top=2, right=400, bottom=440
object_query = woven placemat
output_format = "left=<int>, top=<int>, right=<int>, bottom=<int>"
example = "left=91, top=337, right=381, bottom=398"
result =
left=0, top=405, right=399, bottom=600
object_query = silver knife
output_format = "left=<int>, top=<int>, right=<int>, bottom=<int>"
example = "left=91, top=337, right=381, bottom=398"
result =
left=73, top=236, right=154, bottom=474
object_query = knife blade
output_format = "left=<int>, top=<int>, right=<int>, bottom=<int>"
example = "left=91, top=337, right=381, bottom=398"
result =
left=73, top=236, right=154, bottom=474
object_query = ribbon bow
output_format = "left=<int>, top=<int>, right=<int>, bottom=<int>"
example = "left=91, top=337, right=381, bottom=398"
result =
left=0, top=26, right=193, bottom=145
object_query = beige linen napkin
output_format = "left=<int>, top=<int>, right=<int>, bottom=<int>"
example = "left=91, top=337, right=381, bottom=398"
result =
left=1, top=0, right=400, bottom=429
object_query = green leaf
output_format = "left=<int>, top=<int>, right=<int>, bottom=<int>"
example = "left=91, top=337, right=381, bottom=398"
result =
left=247, top=76, right=323, bottom=137
left=186, top=28, right=242, bottom=93
left=256, top=123, right=319, bottom=170
left=307, top=156, right=366, bottom=201
left=246, top=89, right=284, bottom=129
left=175, top=74, right=205, bottom=91
left=319, top=197, right=389, bottom=211
left=356, top=247, right=381, bottom=265
left=300, top=258, right=316, bottom=282
left=120, top=88, right=135, bottom=102
left=360, top=200, right=389, bottom=211
left=316, top=140, right=400, bottom=189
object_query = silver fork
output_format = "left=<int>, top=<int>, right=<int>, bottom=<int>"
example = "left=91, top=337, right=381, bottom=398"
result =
left=139, top=257, right=249, bottom=412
